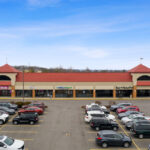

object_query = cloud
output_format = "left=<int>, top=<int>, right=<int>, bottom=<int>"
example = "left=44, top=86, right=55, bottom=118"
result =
left=27, top=0, right=61, bottom=7
left=83, top=49, right=109, bottom=58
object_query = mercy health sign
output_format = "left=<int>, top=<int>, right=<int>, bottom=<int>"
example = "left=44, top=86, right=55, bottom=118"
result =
left=0, top=86, right=9, bottom=90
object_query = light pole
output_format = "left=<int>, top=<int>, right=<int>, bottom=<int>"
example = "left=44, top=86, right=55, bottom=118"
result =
left=22, top=66, right=24, bottom=102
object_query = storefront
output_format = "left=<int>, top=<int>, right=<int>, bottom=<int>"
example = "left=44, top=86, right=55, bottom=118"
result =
left=0, top=63, right=150, bottom=99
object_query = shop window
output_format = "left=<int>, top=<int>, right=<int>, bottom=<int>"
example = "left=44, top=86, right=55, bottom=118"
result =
left=0, top=90, right=11, bottom=97
left=76, top=90, right=93, bottom=97
left=55, top=90, right=73, bottom=97
left=16, top=90, right=32, bottom=97
left=35, top=90, right=53, bottom=97
left=137, top=90, right=150, bottom=97
left=96, top=90, right=113, bottom=97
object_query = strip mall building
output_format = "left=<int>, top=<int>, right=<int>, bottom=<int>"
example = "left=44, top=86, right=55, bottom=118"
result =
left=0, top=64, right=150, bottom=99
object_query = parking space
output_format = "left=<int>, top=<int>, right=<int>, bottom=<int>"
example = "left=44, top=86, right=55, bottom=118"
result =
left=0, top=99, right=149, bottom=150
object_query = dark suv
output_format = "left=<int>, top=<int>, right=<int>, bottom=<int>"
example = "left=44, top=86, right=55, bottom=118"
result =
left=131, top=121, right=150, bottom=138
left=13, top=113, right=39, bottom=125
left=110, top=103, right=132, bottom=112
left=0, top=102, right=18, bottom=110
left=96, top=130, right=132, bottom=148
left=90, top=117, right=118, bottom=131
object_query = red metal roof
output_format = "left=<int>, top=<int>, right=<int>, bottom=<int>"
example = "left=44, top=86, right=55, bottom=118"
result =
left=0, top=64, right=20, bottom=73
left=0, top=81, right=11, bottom=86
left=137, top=81, right=150, bottom=86
left=16, top=72, right=132, bottom=82
left=128, top=64, right=150, bottom=73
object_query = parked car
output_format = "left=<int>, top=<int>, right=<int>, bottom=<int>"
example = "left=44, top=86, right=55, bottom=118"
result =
left=126, top=119, right=150, bottom=130
left=117, top=106, right=140, bottom=114
left=86, top=106, right=110, bottom=114
left=86, top=103, right=107, bottom=111
left=148, top=144, right=150, bottom=150
left=0, top=135, right=24, bottom=150
left=18, top=106, right=43, bottom=115
left=22, top=102, right=46, bottom=110
left=13, top=113, right=39, bottom=125
left=96, top=130, right=132, bottom=148
left=0, top=102, right=18, bottom=110
left=131, top=121, right=150, bottom=138
left=0, top=106, right=15, bottom=115
left=0, top=112, right=9, bottom=125
left=110, top=103, right=132, bottom=112
left=118, top=111, right=144, bottom=120
left=85, top=111, right=115, bottom=123
left=121, top=114, right=145, bottom=125
left=90, top=117, right=118, bottom=131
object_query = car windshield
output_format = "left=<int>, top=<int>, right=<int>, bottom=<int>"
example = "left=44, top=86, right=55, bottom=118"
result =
left=4, top=137, right=14, bottom=146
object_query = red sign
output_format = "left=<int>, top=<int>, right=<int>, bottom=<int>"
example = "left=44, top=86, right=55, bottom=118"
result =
left=0, top=86, right=9, bottom=90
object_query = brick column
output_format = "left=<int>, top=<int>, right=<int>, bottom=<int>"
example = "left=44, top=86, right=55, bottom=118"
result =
left=133, top=85, right=137, bottom=98
left=113, top=88, right=116, bottom=98
left=32, top=89, right=35, bottom=98
left=11, top=86, right=15, bottom=97
left=73, top=89, right=76, bottom=98
left=93, top=89, right=96, bottom=98
left=53, top=89, right=55, bottom=98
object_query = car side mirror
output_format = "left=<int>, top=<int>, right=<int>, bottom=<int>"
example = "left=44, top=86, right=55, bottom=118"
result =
left=3, top=145, right=7, bottom=148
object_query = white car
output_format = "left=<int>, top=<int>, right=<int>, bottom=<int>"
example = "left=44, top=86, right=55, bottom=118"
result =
left=121, top=114, right=145, bottom=125
left=0, top=135, right=24, bottom=150
left=86, top=103, right=107, bottom=110
left=85, top=111, right=116, bottom=123
left=0, top=113, right=9, bottom=125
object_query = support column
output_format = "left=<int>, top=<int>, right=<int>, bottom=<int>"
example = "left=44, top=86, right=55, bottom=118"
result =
left=93, top=89, right=96, bottom=98
left=11, top=86, right=15, bottom=97
left=73, top=89, right=76, bottom=98
left=133, top=85, right=137, bottom=98
left=32, top=89, right=35, bottom=98
left=113, top=88, right=116, bottom=98
left=53, top=89, right=55, bottom=98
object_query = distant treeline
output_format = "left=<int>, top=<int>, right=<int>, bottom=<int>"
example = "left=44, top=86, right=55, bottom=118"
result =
left=14, top=66, right=127, bottom=73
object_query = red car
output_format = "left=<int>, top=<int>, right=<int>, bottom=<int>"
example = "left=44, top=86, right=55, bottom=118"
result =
left=117, top=106, right=140, bottom=114
left=22, top=102, right=46, bottom=111
left=18, top=106, right=44, bottom=115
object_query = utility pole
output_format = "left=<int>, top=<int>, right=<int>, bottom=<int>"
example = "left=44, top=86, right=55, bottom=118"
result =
left=22, top=66, right=24, bottom=102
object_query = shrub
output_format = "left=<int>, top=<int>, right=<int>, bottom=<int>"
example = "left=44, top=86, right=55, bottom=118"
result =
left=14, top=101, right=31, bottom=108
left=95, top=101, right=102, bottom=105
left=108, top=101, right=116, bottom=105
left=81, top=105, right=86, bottom=109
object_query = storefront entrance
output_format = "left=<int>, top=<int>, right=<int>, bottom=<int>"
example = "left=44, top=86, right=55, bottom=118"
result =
left=96, top=90, right=113, bottom=97
left=76, top=90, right=93, bottom=97
left=55, top=90, right=73, bottom=97
left=35, top=90, right=53, bottom=97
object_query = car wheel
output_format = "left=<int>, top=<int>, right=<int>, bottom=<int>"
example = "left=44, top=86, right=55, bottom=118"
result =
left=30, top=121, right=35, bottom=125
left=113, top=127, right=118, bottom=131
left=123, top=142, right=130, bottom=148
left=101, top=142, right=108, bottom=148
left=95, top=127, right=100, bottom=131
left=139, top=134, right=143, bottom=139
left=0, top=120, right=4, bottom=125
left=13, top=121, right=18, bottom=125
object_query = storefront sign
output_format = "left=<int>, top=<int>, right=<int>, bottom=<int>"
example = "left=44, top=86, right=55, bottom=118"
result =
left=116, top=86, right=133, bottom=90
left=0, top=86, right=9, bottom=90
left=56, top=86, right=73, bottom=89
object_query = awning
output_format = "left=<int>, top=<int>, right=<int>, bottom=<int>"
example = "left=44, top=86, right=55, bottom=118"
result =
left=137, top=81, right=150, bottom=86
left=0, top=81, right=11, bottom=86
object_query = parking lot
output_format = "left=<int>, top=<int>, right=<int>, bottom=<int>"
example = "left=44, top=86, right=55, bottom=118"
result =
left=0, top=99, right=150, bottom=150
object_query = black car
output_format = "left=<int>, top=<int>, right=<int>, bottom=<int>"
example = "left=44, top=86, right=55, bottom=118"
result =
left=131, top=121, right=150, bottom=138
left=118, top=111, right=144, bottom=120
left=90, top=117, right=118, bottom=131
left=0, top=102, right=18, bottom=110
left=110, top=103, right=132, bottom=112
left=96, top=130, right=132, bottom=148
left=13, top=113, right=39, bottom=125
left=0, top=106, right=15, bottom=115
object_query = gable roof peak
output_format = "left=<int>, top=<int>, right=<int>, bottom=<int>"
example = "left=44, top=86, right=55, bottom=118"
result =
left=128, top=64, right=150, bottom=73
left=0, top=64, right=20, bottom=73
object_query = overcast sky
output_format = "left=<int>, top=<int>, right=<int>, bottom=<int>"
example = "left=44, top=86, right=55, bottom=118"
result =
left=0, top=0, right=150, bottom=70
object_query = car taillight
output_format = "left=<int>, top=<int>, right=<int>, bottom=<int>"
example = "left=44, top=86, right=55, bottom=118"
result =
left=97, top=137, right=102, bottom=140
